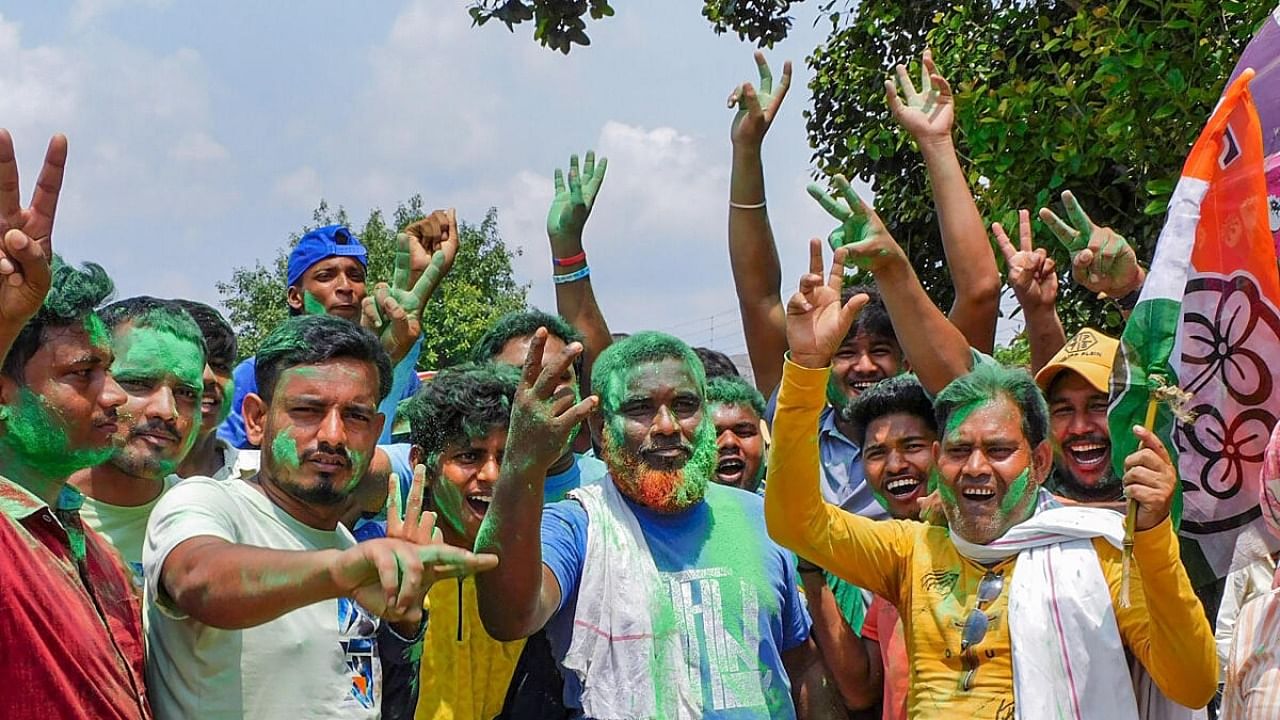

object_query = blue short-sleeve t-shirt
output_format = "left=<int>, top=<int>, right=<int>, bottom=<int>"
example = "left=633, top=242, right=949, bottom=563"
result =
left=540, top=482, right=811, bottom=718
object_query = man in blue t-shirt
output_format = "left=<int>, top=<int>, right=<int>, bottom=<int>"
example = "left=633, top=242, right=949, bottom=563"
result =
left=219, top=217, right=458, bottom=448
left=475, top=330, right=838, bottom=718
left=470, top=309, right=607, bottom=502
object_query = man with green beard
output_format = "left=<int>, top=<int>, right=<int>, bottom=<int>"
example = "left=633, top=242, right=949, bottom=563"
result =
left=71, top=297, right=207, bottom=582
left=0, top=130, right=151, bottom=719
left=475, top=329, right=840, bottom=718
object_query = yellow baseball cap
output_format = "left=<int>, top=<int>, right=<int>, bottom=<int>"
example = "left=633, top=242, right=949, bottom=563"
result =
left=1034, top=328, right=1119, bottom=394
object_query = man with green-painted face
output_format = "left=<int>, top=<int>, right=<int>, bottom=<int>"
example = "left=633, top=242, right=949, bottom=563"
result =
left=767, top=246, right=1217, bottom=717
left=475, top=329, right=842, bottom=718
left=0, top=130, right=152, bottom=719
left=142, top=314, right=497, bottom=719
left=70, top=297, right=206, bottom=582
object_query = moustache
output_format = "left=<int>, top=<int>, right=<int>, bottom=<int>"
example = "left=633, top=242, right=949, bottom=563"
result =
left=301, top=445, right=352, bottom=468
left=128, top=419, right=179, bottom=442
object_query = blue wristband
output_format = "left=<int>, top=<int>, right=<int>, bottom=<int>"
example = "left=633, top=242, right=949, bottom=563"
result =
left=553, top=265, right=591, bottom=285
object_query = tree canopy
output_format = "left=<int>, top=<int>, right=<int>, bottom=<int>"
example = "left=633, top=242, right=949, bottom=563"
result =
left=472, top=0, right=1275, bottom=332
left=217, top=198, right=528, bottom=368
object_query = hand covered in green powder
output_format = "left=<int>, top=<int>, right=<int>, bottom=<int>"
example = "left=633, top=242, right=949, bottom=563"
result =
left=1039, top=191, right=1145, bottom=299
left=994, top=209, right=1059, bottom=311
left=807, top=175, right=905, bottom=274
left=361, top=236, right=448, bottom=363
left=401, top=209, right=459, bottom=292
left=785, top=240, right=870, bottom=369
left=333, top=465, right=498, bottom=623
left=505, top=327, right=598, bottom=475
left=728, top=51, right=792, bottom=148
left=884, top=48, right=954, bottom=144
left=0, top=130, right=66, bottom=330
left=1123, top=425, right=1177, bottom=532
left=546, top=151, right=607, bottom=250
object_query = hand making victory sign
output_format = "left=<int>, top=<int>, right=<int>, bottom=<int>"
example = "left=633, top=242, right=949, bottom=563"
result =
left=785, top=241, right=870, bottom=370
left=806, top=175, right=904, bottom=273
left=728, top=51, right=792, bottom=148
left=0, top=130, right=67, bottom=331
left=994, top=209, right=1059, bottom=311
left=884, top=47, right=953, bottom=145
left=361, top=214, right=457, bottom=364
left=505, top=328, right=598, bottom=475
left=1039, top=190, right=1145, bottom=299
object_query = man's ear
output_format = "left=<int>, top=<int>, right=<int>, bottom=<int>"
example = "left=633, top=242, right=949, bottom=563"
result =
left=0, top=374, right=18, bottom=408
left=409, top=445, right=422, bottom=469
left=242, top=393, right=269, bottom=447
left=285, top=286, right=304, bottom=313
left=1031, top=439, right=1054, bottom=486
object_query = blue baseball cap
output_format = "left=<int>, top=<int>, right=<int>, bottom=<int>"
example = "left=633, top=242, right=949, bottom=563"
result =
left=287, top=225, right=368, bottom=287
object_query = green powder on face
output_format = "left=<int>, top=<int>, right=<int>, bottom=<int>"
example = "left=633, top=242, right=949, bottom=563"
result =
left=999, top=467, right=1033, bottom=515
left=0, top=387, right=114, bottom=478
left=302, top=291, right=327, bottom=316
left=271, top=431, right=301, bottom=470
left=214, top=375, right=236, bottom=426
left=932, top=466, right=957, bottom=506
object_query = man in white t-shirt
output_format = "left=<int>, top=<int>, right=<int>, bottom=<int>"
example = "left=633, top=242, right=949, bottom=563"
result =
left=71, top=297, right=207, bottom=582
left=143, top=315, right=497, bottom=719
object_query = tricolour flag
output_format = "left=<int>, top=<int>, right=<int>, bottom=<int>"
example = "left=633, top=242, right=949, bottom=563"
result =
left=1110, top=70, right=1280, bottom=586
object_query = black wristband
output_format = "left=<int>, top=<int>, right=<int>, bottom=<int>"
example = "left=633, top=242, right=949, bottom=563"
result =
left=1114, top=287, right=1141, bottom=311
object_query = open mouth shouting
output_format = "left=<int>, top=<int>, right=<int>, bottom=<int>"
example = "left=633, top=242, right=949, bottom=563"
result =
left=465, top=492, right=492, bottom=517
left=1062, top=435, right=1110, bottom=472
left=846, top=378, right=880, bottom=396
left=715, top=455, right=747, bottom=486
left=883, top=473, right=925, bottom=501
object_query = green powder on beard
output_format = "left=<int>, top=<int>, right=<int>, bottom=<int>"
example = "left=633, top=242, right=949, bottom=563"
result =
left=0, top=387, right=114, bottom=478
left=302, top=291, right=327, bottom=316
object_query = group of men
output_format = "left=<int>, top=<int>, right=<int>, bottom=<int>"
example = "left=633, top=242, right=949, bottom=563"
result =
left=1, top=45, right=1276, bottom=720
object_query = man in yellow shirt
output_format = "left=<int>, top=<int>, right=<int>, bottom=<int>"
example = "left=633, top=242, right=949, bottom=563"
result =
left=764, top=234, right=1217, bottom=717
left=400, top=363, right=528, bottom=720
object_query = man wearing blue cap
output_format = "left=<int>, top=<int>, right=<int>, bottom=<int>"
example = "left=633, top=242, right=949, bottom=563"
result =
left=218, top=217, right=457, bottom=449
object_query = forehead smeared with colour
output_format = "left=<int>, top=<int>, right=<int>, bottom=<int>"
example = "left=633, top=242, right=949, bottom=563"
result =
left=591, top=331, right=705, bottom=414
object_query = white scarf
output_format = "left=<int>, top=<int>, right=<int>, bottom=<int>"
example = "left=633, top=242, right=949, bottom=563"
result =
left=950, top=490, right=1200, bottom=720
left=561, top=480, right=699, bottom=720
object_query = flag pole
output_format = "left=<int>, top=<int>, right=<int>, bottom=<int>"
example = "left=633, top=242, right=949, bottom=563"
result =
left=1120, top=395, right=1159, bottom=608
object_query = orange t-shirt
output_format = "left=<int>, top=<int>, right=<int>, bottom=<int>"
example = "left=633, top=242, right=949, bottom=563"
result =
left=863, top=595, right=908, bottom=720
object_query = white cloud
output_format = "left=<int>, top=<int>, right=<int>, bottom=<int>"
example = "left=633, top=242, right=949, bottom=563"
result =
left=170, top=131, right=229, bottom=163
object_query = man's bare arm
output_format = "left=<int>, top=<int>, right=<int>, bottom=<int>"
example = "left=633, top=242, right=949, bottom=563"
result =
left=727, top=52, right=792, bottom=395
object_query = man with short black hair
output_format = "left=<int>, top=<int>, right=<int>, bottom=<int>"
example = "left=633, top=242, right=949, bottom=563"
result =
left=0, top=129, right=152, bottom=719
left=173, top=300, right=243, bottom=481
left=70, top=297, right=207, bottom=581
left=144, top=314, right=496, bottom=719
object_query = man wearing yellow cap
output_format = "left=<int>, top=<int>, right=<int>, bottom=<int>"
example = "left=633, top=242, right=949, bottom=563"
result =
left=1034, top=328, right=1125, bottom=506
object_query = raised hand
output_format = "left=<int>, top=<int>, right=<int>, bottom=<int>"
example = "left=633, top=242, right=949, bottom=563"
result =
left=362, top=234, right=451, bottom=363
left=505, top=327, right=598, bottom=475
left=400, top=209, right=459, bottom=292
left=785, top=240, right=870, bottom=369
left=1039, top=191, right=1144, bottom=298
left=1123, top=425, right=1177, bottom=532
left=0, top=131, right=68, bottom=329
left=806, top=175, right=904, bottom=273
left=884, top=48, right=953, bottom=144
left=993, top=209, right=1059, bottom=311
left=547, top=151, right=607, bottom=248
left=728, top=51, right=792, bottom=148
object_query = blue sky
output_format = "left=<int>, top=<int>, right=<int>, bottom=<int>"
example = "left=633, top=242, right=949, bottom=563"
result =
left=0, top=0, right=1017, bottom=358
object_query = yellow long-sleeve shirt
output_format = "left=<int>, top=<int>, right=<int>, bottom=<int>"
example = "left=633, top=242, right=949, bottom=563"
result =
left=415, top=575, right=525, bottom=720
left=763, top=359, right=1217, bottom=718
